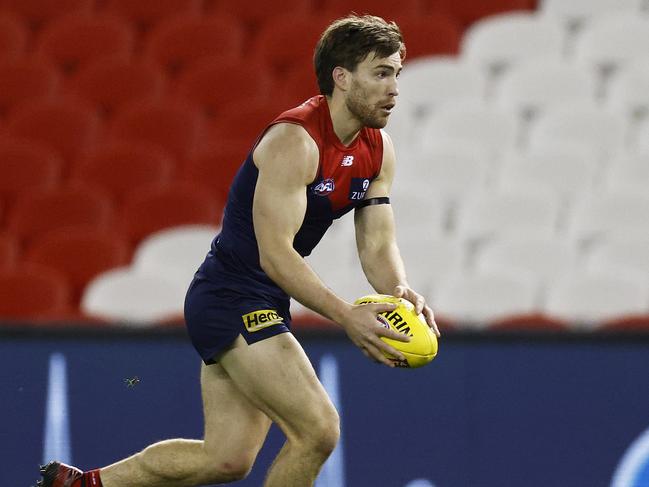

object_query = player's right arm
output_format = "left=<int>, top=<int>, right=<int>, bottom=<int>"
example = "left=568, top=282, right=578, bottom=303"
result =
left=252, top=123, right=409, bottom=367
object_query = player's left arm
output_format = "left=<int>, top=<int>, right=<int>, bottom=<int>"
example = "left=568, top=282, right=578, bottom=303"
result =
left=354, top=131, right=439, bottom=336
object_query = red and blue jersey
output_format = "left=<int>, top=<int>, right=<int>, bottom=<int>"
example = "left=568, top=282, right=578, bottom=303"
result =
left=197, top=96, right=384, bottom=300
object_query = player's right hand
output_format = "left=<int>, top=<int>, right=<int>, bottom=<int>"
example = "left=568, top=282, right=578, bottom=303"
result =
left=340, top=302, right=411, bottom=367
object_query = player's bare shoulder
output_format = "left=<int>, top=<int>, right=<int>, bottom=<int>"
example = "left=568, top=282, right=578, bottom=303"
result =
left=253, top=123, right=319, bottom=185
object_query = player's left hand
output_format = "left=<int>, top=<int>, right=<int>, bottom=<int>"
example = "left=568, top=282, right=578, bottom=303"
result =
left=394, top=285, right=440, bottom=337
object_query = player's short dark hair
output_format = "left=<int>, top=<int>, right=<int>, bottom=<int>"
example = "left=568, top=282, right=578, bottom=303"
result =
left=314, top=14, right=406, bottom=96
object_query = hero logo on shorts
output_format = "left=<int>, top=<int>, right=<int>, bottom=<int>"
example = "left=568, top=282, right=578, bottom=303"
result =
left=242, top=309, right=284, bottom=332
left=341, top=155, right=354, bottom=166
left=312, top=178, right=335, bottom=196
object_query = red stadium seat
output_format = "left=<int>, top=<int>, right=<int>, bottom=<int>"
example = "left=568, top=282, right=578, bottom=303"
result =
left=7, top=97, right=101, bottom=163
left=67, top=58, right=166, bottom=117
left=209, top=101, right=282, bottom=147
left=7, top=184, right=114, bottom=246
left=35, top=13, right=134, bottom=74
left=144, top=14, right=245, bottom=76
left=488, top=313, right=570, bottom=332
left=104, top=0, right=203, bottom=32
left=322, top=0, right=423, bottom=21
left=181, top=145, right=248, bottom=202
left=0, top=59, right=61, bottom=118
left=175, top=57, right=273, bottom=118
left=598, top=315, right=649, bottom=333
left=427, top=0, right=533, bottom=27
left=396, top=13, right=462, bottom=58
left=0, top=0, right=94, bottom=29
left=250, top=14, right=330, bottom=75
left=110, top=99, right=203, bottom=160
left=0, top=12, right=27, bottom=65
left=210, top=0, right=314, bottom=29
left=279, top=66, right=321, bottom=108
left=71, top=141, right=175, bottom=203
left=0, top=264, right=71, bottom=320
left=118, top=182, right=223, bottom=243
left=23, top=227, right=131, bottom=303
left=0, top=233, right=19, bottom=271
left=0, top=137, right=63, bottom=211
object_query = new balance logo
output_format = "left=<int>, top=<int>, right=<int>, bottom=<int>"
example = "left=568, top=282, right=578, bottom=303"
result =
left=341, top=155, right=354, bottom=166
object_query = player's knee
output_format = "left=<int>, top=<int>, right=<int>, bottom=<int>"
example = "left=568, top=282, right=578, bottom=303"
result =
left=305, top=405, right=340, bottom=456
left=209, top=456, right=254, bottom=483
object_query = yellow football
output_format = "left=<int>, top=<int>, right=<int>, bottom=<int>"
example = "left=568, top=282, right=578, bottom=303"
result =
left=354, top=294, right=438, bottom=368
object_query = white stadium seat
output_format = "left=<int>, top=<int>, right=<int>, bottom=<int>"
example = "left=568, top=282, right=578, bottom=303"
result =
left=604, top=154, right=649, bottom=196
left=635, top=118, right=649, bottom=154
left=544, top=270, right=649, bottom=327
left=132, top=224, right=219, bottom=287
left=434, top=270, right=539, bottom=327
left=455, top=190, right=560, bottom=242
left=461, top=12, right=564, bottom=74
left=495, top=60, right=597, bottom=117
left=419, top=101, right=519, bottom=157
left=540, top=0, right=644, bottom=26
left=81, top=267, right=188, bottom=324
left=497, top=145, right=597, bottom=200
left=529, top=102, right=627, bottom=157
left=574, top=13, right=649, bottom=72
left=568, top=191, right=649, bottom=242
left=476, top=236, right=579, bottom=288
left=587, top=236, right=649, bottom=280
left=606, top=59, right=649, bottom=117
left=390, top=192, right=448, bottom=237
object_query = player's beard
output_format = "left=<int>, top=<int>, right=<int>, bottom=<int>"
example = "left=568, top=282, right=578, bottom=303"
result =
left=345, top=80, right=388, bottom=129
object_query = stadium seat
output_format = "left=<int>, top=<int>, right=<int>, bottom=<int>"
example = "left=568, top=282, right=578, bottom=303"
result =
left=495, top=60, right=597, bottom=117
left=0, top=0, right=94, bottom=29
left=574, top=13, right=649, bottom=76
left=461, top=12, right=564, bottom=74
left=0, top=233, right=18, bottom=271
left=211, top=0, right=314, bottom=29
left=604, top=154, right=649, bottom=196
left=181, top=144, right=247, bottom=203
left=0, top=138, right=63, bottom=211
left=586, top=236, right=649, bottom=281
left=598, top=314, right=649, bottom=332
left=637, top=119, right=649, bottom=154
left=391, top=193, right=448, bottom=239
left=118, top=182, right=223, bottom=244
left=568, top=192, right=649, bottom=243
left=419, top=101, right=519, bottom=156
left=386, top=13, right=462, bottom=59
left=7, top=184, right=114, bottom=245
left=540, top=0, right=644, bottom=27
left=476, top=236, right=578, bottom=288
left=322, top=0, right=422, bottom=21
left=35, top=13, right=134, bottom=74
left=0, top=59, right=61, bottom=118
left=397, top=56, right=486, bottom=117
left=68, top=58, right=166, bottom=117
left=250, top=14, right=330, bottom=75
left=71, top=141, right=175, bottom=203
left=528, top=102, right=626, bottom=158
left=144, top=14, right=245, bottom=75
left=433, top=270, right=539, bottom=326
left=109, top=99, right=203, bottom=161
left=279, top=66, right=322, bottom=108
left=81, top=267, right=188, bottom=324
left=23, top=227, right=131, bottom=303
left=488, top=313, right=570, bottom=332
left=496, top=145, right=596, bottom=200
left=397, top=141, right=490, bottom=206
left=7, top=97, right=100, bottom=164
left=430, top=0, right=534, bottom=27
left=209, top=101, right=284, bottom=148
left=455, top=190, right=560, bottom=242
left=132, top=224, right=218, bottom=286
left=0, top=13, right=27, bottom=64
left=607, top=60, right=649, bottom=118
left=0, top=264, right=71, bottom=320
left=104, top=0, right=203, bottom=31
left=174, top=57, right=273, bottom=118
left=544, top=270, right=649, bottom=327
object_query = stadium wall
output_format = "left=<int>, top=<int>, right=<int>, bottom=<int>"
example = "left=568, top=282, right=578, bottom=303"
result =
left=3, top=327, right=649, bottom=487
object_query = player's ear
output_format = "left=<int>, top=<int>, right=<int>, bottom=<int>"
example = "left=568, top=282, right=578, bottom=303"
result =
left=332, top=66, right=350, bottom=92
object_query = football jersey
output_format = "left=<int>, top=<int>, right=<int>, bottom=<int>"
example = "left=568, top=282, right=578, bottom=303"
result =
left=197, top=95, right=384, bottom=300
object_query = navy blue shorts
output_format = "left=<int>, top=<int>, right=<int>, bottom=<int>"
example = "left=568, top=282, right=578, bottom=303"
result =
left=184, top=276, right=292, bottom=364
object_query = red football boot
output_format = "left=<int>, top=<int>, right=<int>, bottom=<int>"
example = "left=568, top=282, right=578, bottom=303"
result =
left=35, top=462, right=84, bottom=487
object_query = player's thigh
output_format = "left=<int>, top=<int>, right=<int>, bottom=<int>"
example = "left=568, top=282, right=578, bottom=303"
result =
left=219, top=333, right=339, bottom=444
left=201, top=362, right=272, bottom=462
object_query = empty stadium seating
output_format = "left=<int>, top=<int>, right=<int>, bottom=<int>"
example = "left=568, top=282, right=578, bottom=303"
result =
left=0, top=233, right=18, bottom=271
left=0, top=0, right=94, bottom=29
left=0, top=58, right=61, bottom=118
left=104, top=0, right=204, bottom=31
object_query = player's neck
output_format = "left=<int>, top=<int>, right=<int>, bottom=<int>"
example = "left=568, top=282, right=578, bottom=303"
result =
left=326, top=95, right=362, bottom=146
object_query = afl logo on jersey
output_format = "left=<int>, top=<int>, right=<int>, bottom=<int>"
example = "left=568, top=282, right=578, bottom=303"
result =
left=312, top=178, right=335, bottom=196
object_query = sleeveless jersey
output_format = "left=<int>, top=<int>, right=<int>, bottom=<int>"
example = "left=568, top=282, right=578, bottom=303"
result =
left=197, top=95, right=384, bottom=300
